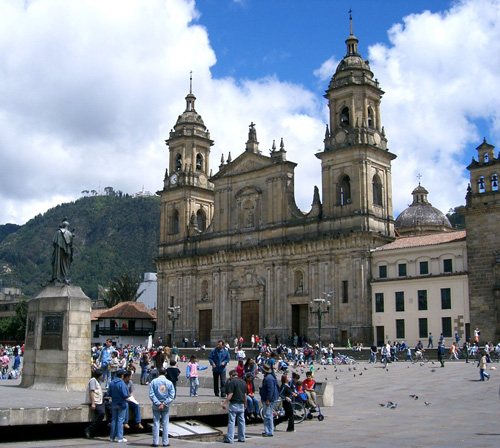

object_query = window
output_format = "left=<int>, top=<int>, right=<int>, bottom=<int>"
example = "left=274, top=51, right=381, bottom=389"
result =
left=176, top=154, right=182, bottom=171
left=419, top=318, right=428, bottom=339
left=478, top=176, right=485, bottom=193
left=373, top=174, right=383, bottom=206
left=367, top=108, right=374, bottom=128
left=196, top=209, right=206, bottom=231
left=341, top=280, right=349, bottom=303
left=418, top=290, right=428, bottom=311
left=339, top=175, right=351, bottom=205
left=340, top=107, right=350, bottom=126
left=419, top=261, right=429, bottom=275
left=398, top=263, right=407, bottom=277
left=396, top=319, right=405, bottom=339
left=379, top=265, right=387, bottom=278
left=442, top=317, right=452, bottom=338
left=395, top=291, right=404, bottom=312
left=441, top=288, right=451, bottom=309
left=443, top=259, right=453, bottom=273
left=375, top=293, right=384, bottom=312
left=196, top=154, right=203, bottom=171
left=492, top=174, right=499, bottom=191
left=172, top=209, right=179, bottom=234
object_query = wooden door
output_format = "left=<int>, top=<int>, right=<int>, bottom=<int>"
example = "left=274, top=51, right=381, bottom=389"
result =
left=199, top=309, right=212, bottom=345
left=241, top=300, right=259, bottom=346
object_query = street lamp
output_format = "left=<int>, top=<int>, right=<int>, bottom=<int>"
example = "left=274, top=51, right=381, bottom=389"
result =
left=309, top=293, right=331, bottom=348
left=167, top=306, right=181, bottom=347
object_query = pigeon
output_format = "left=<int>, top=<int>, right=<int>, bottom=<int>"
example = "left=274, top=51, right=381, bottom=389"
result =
left=348, top=367, right=352, bottom=372
left=420, top=363, right=424, bottom=367
left=378, top=403, right=386, bottom=407
left=389, top=403, right=398, bottom=409
left=359, top=372, right=362, bottom=376
left=414, top=396, right=418, bottom=400
left=353, top=374, right=356, bottom=377
left=364, top=367, right=368, bottom=371
left=335, top=376, right=339, bottom=380
left=386, top=401, right=394, bottom=407
left=424, top=401, right=431, bottom=406
left=431, top=368, right=436, bottom=372
left=386, top=368, right=389, bottom=372
left=353, top=367, right=357, bottom=371
left=409, top=394, right=416, bottom=398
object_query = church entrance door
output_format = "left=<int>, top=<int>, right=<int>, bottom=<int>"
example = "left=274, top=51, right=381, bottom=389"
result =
left=199, top=309, right=212, bottom=346
left=292, top=304, right=308, bottom=339
left=241, top=300, right=259, bottom=346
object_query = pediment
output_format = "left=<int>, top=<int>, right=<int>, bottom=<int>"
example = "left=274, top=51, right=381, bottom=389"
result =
left=212, top=151, right=275, bottom=180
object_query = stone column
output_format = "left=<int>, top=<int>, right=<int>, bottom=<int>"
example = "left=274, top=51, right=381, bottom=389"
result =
left=21, top=284, right=91, bottom=392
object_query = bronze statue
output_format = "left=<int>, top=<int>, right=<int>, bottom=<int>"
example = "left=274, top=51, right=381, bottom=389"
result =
left=51, top=218, right=74, bottom=284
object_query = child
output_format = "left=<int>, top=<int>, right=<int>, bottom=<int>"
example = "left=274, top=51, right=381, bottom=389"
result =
left=166, top=360, right=181, bottom=397
left=236, top=359, right=245, bottom=378
left=109, top=351, right=119, bottom=380
left=186, top=355, right=208, bottom=397
left=303, top=371, right=318, bottom=411
left=478, top=352, right=491, bottom=381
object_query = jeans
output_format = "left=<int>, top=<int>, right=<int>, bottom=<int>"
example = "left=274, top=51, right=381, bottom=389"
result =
left=140, top=367, right=148, bottom=383
left=369, top=352, right=376, bottom=363
left=125, top=400, right=141, bottom=424
left=213, top=370, right=227, bottom=396
left=101, top=365, right=110, bottom=387
left=262, top=403, right=274, bottom=435
left=189, top=377, right=199, bottom=396
left=110, top=403, right=126, bottom=441
left=152, top=404, right=170, bottom=446
left=226, top=402, right=245, bottom=443
left=480, top=369, right=490, bottom=381
left=246, top=396, right=259, bottom=414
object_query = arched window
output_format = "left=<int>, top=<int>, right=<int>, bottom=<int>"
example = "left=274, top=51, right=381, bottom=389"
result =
left=196, top=154, right=203, bottom=171
left=373, top=174, right=383, bottom=206
left=340, top=107, right=350, bottom=126
left=367, top=108, right=374, bottom=128
left=196, top=209, right=206, bottom=231
left=172, top=209, right=179, bottom=234
left=339, top=175, right=351, bottom=205
left=176, top=154, right=182, bottom=171
left=492, top=173, right=499, bottom=191
left=478, top=176, right=486, bottom=193
left=294, top=270, right=304, bottom=295
left=484, top=153, right=489, bottom=163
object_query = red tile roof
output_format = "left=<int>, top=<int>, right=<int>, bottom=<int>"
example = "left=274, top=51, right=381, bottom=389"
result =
left=374, top=230, right=466, bottom=251
left=91, top=301, right=156, bottom=320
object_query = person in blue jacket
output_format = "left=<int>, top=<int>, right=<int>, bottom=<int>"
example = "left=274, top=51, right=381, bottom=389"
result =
left=259, top=364, right=279, bottom=437
left=208, top=339, right=231, bottom=398
left=149, top=367, right=175, bottom=447
left=107, top=369, right=130, bottom=443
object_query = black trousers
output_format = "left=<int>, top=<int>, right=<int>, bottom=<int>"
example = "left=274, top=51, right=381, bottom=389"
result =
left=87, top=402, right=106, bottom=435
left=213, top=370, right=226, bottom=396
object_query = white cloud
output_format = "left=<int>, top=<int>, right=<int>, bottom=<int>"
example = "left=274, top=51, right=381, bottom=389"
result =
left=368, top=0, right=500, bottom=214
left=1, top=0, right=500, bottom=227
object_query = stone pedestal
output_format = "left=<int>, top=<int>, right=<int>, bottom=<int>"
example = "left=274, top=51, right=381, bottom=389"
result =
left=20, top=284, right=91, bottom=391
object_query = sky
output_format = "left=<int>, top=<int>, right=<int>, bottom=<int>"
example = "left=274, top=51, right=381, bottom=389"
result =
left=1, top=0, right=500, bottom=225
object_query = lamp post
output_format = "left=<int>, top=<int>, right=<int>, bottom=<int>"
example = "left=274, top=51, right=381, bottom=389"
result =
left=309, top=293, right=332, bottom=348
left=167, top=306, right=181, bottom=347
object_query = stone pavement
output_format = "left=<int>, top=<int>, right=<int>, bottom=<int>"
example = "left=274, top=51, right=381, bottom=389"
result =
left=1, top=360, right=499, bottom=447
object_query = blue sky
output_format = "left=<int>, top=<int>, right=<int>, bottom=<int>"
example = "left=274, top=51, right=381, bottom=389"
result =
left=0, top=0, right=499, bottom=225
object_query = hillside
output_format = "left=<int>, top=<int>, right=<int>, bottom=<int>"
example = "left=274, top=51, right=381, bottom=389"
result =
left=0, top=195, right=160, bottom=300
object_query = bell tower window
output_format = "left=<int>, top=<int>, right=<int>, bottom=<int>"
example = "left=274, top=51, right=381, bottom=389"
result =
left=367, top=108, right=374, bottom=128
left=196, top=209, right=206, bottom=231
left=492, top=174, right=499, bottom=191
left=176, top=154, right=182, bottom=171
left=478, top=176, right=486, bottom=193
left=171, top=209, right=179, bottom=234
left=340, top=107, right=350, bottom=126
left=373, top=174, right=383, bottom=206
left=484, top=153, right=489, bottom=163
left=196, top=154, right=203, bottom=171
left=339, top=175, right=351, bottom=205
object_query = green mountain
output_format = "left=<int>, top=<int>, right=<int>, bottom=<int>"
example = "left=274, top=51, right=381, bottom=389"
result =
left=0, top=195, right=160, bottom=300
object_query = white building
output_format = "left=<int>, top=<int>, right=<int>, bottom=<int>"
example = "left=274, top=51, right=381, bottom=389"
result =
left=370, top=185, right=469, bottom=347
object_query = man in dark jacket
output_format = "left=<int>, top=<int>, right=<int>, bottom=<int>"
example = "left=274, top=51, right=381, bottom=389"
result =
left=208, top=340, right=231, bottom=397
left=259, top=364, right=279, bottom=437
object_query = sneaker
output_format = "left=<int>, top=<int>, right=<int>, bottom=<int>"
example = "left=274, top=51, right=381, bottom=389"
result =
left=136, top=423, right=144, bottom=429
left=262, top=433, right=273, bottom=437
left=117, top=439, right=128, bottom=443
left=84, top=428, right=91, bottom=439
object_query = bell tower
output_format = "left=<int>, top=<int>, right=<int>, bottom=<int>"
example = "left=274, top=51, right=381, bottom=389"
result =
left=316, top=13, right=396, bottom=236
left=158, top=74, right=214, bottom=244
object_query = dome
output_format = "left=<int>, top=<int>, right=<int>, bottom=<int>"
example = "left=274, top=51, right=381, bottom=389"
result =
left=395, top=184, right=453, bottom=236
left=175, top=93, right=205, bottom=128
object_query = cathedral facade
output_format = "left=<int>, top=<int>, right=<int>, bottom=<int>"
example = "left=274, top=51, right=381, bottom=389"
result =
left=155, top=22, right=397, bottom=347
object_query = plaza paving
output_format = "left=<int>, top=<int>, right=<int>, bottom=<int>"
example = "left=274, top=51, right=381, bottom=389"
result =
left=0, top=359, right=499, bottom=447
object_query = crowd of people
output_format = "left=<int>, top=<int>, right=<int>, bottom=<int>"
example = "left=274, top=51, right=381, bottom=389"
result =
left=0, top=344, right=23, bottom=379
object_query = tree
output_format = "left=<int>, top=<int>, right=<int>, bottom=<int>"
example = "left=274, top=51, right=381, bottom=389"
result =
left=11, top=300, right=28, bottom=340
left=100, top=273, right=144, bottom=308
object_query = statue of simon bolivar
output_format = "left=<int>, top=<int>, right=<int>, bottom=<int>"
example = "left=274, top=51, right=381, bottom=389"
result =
left=50, top=217, right=74, bottom=284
